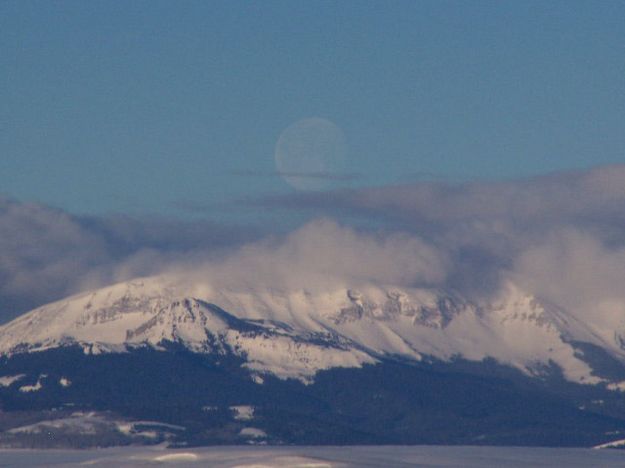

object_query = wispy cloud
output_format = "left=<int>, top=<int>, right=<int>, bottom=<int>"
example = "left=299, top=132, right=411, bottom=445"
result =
left=229, top=169, right=360, bottom=182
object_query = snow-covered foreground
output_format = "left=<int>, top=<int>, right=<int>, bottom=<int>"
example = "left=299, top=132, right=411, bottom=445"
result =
left=2, top=445, right=625, bottom=467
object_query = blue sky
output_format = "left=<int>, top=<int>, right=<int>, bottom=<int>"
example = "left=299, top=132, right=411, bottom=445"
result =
left=2, top=1, right=625, bottom=217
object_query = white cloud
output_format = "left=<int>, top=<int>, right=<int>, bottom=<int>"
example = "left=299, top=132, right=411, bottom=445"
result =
left=177, top=218, right=448, bottom=292
left=5, top=163, right=625, bottom=327
left=251, top=164, right=625, bottom=310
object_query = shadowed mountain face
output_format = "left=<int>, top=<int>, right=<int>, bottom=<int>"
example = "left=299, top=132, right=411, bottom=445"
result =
left=3, top=276, right=625, bottom=447
left=2, top=346, right=625, bottom=448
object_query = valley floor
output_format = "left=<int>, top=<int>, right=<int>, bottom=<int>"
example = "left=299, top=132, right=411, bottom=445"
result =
left=2, top=445, right=625, bottom=467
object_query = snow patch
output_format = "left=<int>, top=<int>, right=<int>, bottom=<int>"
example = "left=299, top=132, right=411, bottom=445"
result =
left=152, top=453, right=199, bottom=462
left=9, top=412, right=100, bottom=435
left=231, top=405, right=254, bottom=421
left=606, top=381, right=625, bottom=392
left=594, top=438, right=625, bottom=449
left=252, top=375, right=265, bottom=385
left=0, top=374, right=25, bottom=387
left=239, top=427, right=267, bottom=438
left=7, top=413, right=185, bottom=441
left=19, top=380, right=42, bottom=393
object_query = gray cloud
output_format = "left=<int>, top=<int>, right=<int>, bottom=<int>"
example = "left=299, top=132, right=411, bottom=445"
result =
left=253, top=165, right=625, bottom=229
left=247, top=164, right=625, bottom=305
left=5, top=164, right=625, bottom=328
left=0, top=197, right=261, bottom=322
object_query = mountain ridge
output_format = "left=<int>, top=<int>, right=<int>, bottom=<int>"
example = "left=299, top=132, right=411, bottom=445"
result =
left=1, top=275, right=625, bottom=388
left=5, top=278, right=625, bottom=447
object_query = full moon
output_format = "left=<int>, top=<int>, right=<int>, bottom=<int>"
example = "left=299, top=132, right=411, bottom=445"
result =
left=274, top=117, right=348, bottom=191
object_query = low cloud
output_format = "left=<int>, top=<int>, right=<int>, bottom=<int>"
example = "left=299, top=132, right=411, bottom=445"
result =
left=177, top=218, right=448, bottom=293
left=512, top=228, right=625, bottom=327
left=247, top=164, right=625, bottom=314
left=4, top=164, right=625, bottom=326
left=0, top=197, right=260, bottom=322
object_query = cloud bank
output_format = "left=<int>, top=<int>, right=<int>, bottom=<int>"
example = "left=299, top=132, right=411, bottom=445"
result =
left=0, top=197, right=260, bottom=321
left=3, top=164, right=625, bottom=325
left=178, top=218, right=448, bottom=293
left=246, top=164, right=625, bottom=317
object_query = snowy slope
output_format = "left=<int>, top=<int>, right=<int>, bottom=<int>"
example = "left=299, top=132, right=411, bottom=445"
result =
left=1, top=276, right=625, bottom=385
left=0, top=278, right=375, bottom=382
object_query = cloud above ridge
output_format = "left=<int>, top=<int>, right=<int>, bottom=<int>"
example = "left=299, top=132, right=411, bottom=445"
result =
left=177, top=218, right=448, bottom=293
left=4, top=164, right=625, bottom=324
left=246, top=164, right=625, bottom=311
left=0, top=196, right=260, bottom=321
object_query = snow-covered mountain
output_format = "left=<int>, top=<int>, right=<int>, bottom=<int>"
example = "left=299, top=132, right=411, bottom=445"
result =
left=2, top=275, right=625, bottom=388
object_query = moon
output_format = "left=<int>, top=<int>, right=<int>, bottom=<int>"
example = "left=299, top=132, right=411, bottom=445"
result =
left=274, top=117, right=348, bottom=191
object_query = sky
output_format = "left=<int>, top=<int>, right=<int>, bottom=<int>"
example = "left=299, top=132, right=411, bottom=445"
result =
left=2, top=2, right=625, bottom=322
left=2, top=1, right=625, bottom=217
